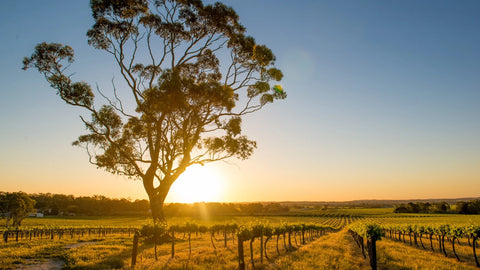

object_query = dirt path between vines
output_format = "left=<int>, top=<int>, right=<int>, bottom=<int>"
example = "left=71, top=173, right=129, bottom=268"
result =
left=266, top=229, right=369, bottom=269
left=16, top=241, right=97, bottom=270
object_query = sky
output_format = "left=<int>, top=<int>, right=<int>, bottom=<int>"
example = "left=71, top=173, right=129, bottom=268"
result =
left=0, top=0, right=479, bottom=202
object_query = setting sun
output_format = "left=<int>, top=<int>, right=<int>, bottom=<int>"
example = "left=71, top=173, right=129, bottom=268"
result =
left=168, top=164, right=224, bottom=203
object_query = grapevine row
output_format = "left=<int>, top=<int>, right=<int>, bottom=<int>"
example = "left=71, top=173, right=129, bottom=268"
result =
left=2, top=226, right=137, bottom=242
left=348, top=221, right=480, bottom=269
left=136, top=222, right=334, bottom=269
left=382, top=223, right=480, bottom=267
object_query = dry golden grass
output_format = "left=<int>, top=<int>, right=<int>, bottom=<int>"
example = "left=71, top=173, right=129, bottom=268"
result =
left=376, top=238, right=478, bottom=270
left=4, top=215, right=480, bottom=269
left=0, top=235, right=131, bottom=269
left=265, top=229, right=369, bottom=270
left=132, top=231, right=312, bottom=270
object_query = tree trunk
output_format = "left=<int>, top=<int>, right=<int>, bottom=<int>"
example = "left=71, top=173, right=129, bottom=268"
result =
left=430, top=233, right=434, bottom=251
left=473, top=237, right=479, bottom=268
left=264, top=236, right=271, bottom=261
left=452, top=237, right=460, bottom=261
left=438, top=235, right=442, bottom=252
left=288, top=232, right=292, bottom=250
left=250, top=239, right=255, bottom=269
left=419, top=233, right=425, bottom=249
left=148, top=192, right=166, bottom=223
left=143, top=172, right=175, bottom=224
left=441, top=234, right=447, bottom=257
left=276, top=234, right=280, bottom=255
left=211, top=233, right=216, bottom=249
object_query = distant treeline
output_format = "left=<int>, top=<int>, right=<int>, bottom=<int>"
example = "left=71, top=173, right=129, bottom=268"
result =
left=393, top=200, right=480, bottom=214
left=8, top=193, right=289, bottom=217
left=29, top=193, right=149, bottom=216
left=282, top=197, right=480, bottom=209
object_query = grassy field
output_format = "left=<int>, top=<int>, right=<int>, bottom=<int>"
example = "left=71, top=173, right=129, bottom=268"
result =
left=1, top=211, right=480, bottom=269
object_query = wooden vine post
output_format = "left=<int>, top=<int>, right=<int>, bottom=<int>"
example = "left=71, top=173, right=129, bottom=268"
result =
left=238, top=235, right=245, bottom=270
left=470, top=225, right=480, bottom=268
left=224, top=228, right=227, bottom=248
left=131, top=231, right=139, bottom=268
left=288, top=231, right=292, bottom=250
left=366, top=238, right=377, bottom=270
left=473, top=236, right=479, bottom=267
left=349, top=223, right=383, bottom=270
left=301, top=225, right=306, bottom=245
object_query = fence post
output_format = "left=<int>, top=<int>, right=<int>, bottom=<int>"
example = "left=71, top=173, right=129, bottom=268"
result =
left=131, top=232, right=139, bottom=268
left=288, top=231, right=292, bottom=250
left=302, top=228, right=305, bottom=244
left=473, top=237, right=479, bottom=267
left=238, top=238, right=245, bottom=270
left=224, top=228, right=227, bottom=248
left=367, top=238, right=377, bottom=270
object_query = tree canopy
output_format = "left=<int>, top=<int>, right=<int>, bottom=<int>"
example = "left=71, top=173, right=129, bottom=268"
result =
left=23, top=0, right=285, bottom=222
left=0, top=192, right=36, bottom=227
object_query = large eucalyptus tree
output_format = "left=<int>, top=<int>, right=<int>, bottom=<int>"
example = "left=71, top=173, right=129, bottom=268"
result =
left=23, top=0, right=285, bottom=223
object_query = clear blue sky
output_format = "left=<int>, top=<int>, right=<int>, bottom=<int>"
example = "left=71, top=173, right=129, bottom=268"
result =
left=0, top=0, right=479, bottom=202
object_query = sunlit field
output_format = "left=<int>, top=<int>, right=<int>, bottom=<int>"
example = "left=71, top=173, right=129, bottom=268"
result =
left=1, top=215, right=343, bottom=269
left=2, top=211, right=480, bottom=269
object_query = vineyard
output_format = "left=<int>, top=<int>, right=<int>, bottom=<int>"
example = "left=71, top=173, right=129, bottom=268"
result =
left=348, top=215, right=480, bottom=269
left=2, top=227, right=137, bottom=242
left=1, top=213, right=480, bottom=269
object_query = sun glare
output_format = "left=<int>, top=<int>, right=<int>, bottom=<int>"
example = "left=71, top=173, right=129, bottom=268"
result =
left=169, top=164, right=223, bottom=203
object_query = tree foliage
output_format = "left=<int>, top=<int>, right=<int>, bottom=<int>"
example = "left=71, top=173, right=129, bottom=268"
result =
left=0, top=192, right=36, bottom=227
left=23, top=0, right=286, bottom=222
left=25, top=193, right=289, bottom=217
left=393, top=200, right=480, bottom=214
